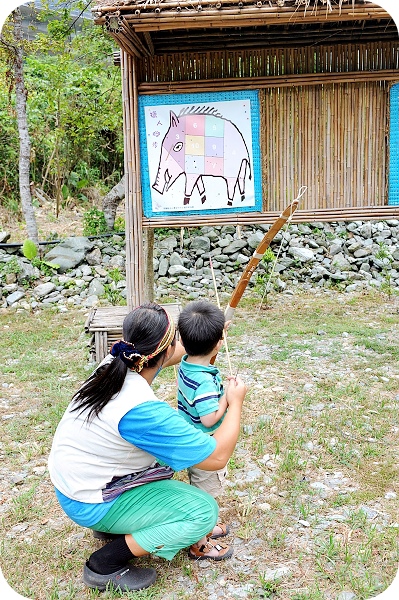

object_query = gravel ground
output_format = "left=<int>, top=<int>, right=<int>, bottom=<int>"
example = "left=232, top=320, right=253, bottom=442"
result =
left=0, top=289, right=399, bottom=600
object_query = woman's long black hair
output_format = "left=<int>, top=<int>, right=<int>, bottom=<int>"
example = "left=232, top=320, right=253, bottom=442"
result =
left=71, top=303, right=174, bottom=422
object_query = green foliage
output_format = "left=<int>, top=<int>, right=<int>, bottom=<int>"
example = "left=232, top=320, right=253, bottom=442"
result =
left=155, top=227, right=175, bottom=240
left=375, top=241, right=392, bottom=261
left=107, top=267, right=123, bottom=283
left=262, top=247, right=276, bottom=265
left=103, top=284, right=126, bottom=306
left=31, top=257, right=59, bottom=277
left=22, top=239, right=38, bottom=260
left=258, top=574, right=280, bottom=597
left=0, top=256, right=21, bottom=276
left=375, top=242, right=395, bottom=298
left=254, top=247, right=277, bottom=307
left=83, top=207, right=108, bottom=236
left=0, top=4, right=123, bottom=210
left=113, top=215, right=125, bottom=233
left=19, top=238, right=58, bottom=275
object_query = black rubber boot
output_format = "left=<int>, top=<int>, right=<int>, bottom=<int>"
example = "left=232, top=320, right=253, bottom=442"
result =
left=83, top=562, right=157, bottom=591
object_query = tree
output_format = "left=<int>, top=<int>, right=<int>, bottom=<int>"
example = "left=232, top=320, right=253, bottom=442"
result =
left=0, top=7, right=39, bottom=244
left=0, top=1, right=123, bottom=235
left=102, top=174, right=125, bottom=229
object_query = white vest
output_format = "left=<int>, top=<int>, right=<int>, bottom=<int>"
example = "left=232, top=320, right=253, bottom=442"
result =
left=48, top=370, right=159, bottom=503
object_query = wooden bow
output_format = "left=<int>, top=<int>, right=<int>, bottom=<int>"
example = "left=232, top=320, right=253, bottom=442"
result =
left=224, top=199, right=299, bottom=321
left=210, top=198, right=300, bottom=365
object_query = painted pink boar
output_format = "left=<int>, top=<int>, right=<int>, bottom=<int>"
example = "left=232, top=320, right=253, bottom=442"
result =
left=152, top=107, right=251, bottom=207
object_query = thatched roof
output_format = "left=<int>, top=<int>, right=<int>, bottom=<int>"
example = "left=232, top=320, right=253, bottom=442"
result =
left=91, top=1, right=394, bottom=55
left=92, top=0, right=370, bottom=11
left=92, top=1, right=388, bottom=19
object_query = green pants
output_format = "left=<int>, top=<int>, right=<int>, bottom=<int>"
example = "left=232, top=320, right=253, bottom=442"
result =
left=91, top=479, right=218, bottom=560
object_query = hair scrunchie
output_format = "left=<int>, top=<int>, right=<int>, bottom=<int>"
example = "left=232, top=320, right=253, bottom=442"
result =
left=110, top=340, right=147, bottom=371
left=110, top=310, right=175, bottom=373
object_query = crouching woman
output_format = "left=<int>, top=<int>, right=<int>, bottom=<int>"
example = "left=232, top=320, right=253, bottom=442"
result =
left=48, top=303, right=246, bottom=592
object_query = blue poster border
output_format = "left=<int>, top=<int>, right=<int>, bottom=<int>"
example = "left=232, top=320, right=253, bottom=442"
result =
left=138, top=90, right=262, bottom=218
left=389, top=83, right=399, bottom=206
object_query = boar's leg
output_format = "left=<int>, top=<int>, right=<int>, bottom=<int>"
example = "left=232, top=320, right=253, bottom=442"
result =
left=237, top=160, right=249, bottom=202
left=226, top=177, right=237, bottom=207
left=226, top=160, right=249, bottom=206
left=196, top=177, right=206, bottom=205
left=184, top=174, right=201, bottom=206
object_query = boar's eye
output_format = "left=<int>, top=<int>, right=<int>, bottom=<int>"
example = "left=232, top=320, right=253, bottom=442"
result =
left=173, top=142, right=183, bottom=152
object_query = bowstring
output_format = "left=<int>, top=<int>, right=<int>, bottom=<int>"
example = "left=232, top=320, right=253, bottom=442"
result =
left=209, top=256, right=234, bottom=376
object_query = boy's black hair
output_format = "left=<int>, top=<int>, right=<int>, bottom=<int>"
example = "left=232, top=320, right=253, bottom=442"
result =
left=178, top=300, right=225, bottom=356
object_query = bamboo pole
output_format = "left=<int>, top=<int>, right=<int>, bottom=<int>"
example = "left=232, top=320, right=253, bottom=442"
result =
left=354, top=84, right=359, bottom=207
left=333, top=83, right=339, bottom=208
left=122, top=52, right=145, bottom=308
left=94, top=0, right=386, bottom=13
left=107, top=10, right=392, bottom=34
left=136, top=41, right=399, bottom=83
left=119, top=17, right=152, bottom=57
left=132, top=55, right=146, bottom=305
left=143, top=32, right=155, bottom=56
left=326, top=87, right=331, bottom=209
left=121, top=51, right=134, bottom=309
left=339, top=83, right=345, bottom=208
left=110, top=31, right=142, bottom=58
left=379, top=82, right=388, bottom=205
left=357, top=84, right=364, bottom=207
left=310, top=87, right=318, bottom=208
left=365, top=83, right=372, bottom=205
left=334, top=85, right=343, bottom=206
left=137, top=70, right=399, bottom=94
left=140, top=206, right=399, bottom=229
left=143, top=228, right=155, bottom=302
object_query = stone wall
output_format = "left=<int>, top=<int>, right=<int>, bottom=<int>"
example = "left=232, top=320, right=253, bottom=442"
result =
left=1, top=219, right=399, bottom=310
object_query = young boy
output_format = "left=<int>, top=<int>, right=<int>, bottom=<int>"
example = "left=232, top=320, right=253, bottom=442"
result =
left=177, top=300, right=231, bottom=538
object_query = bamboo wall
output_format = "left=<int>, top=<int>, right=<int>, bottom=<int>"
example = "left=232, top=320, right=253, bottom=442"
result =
left=261, top=81, right=388, bottom=212
left=137, top=42, right=396, bottom=216
left=137, top=42, right=399, bottom=83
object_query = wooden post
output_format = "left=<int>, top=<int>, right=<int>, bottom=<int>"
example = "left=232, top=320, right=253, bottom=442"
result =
left=143, top=227, right=155, bottom=302
left=121, top=50, right=145, bottom=309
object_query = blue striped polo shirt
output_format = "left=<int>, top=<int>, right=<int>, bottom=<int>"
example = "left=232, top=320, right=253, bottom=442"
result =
left=177, top=355, right=225, bottom=434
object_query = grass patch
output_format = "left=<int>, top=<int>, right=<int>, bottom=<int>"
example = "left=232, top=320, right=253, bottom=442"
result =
left=1, top=291, right=399, bottom=599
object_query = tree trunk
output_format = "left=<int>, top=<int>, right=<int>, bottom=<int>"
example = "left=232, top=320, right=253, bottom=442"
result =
left=12, top=9, right=39, bottom=245
left=102, top=174, right=126, bottom=230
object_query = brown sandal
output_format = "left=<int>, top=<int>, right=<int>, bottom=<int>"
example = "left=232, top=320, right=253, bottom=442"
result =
left=207, top=522, right=230, bottom=539
left=188, top=539, right=233, bottom=561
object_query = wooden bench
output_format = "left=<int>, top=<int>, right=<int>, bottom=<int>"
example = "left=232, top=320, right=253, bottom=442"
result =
left=85, top=303, right=182, bottom=363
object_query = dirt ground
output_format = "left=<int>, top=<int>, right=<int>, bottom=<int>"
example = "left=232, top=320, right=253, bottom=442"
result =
left=0, top=203, right=90, bottom=243
left=1, top=291, right=399, bottom=600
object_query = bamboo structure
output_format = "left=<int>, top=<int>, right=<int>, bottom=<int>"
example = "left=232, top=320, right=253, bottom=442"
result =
left=141, top=205, right=399, bottom=229
left=92, top=0, right=399, bottom=306
left=121, top=50, right=145, bottom=308
left=136, top=42, right=399, bottom=84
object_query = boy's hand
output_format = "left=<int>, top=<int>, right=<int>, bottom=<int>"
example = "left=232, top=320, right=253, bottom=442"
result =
left=225, top=375, right=247, bottom=406
left=224, top=320, right=232, bottom=332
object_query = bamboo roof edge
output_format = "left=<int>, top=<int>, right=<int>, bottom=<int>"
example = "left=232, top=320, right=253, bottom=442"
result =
left=92, top=1, right=385, bottom=16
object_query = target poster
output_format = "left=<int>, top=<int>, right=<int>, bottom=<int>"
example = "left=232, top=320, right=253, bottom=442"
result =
left=138, top=90, right=262, bottom=218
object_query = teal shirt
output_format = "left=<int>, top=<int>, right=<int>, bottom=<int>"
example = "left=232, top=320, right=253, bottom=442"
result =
left=177, top=355, right=225, bottom=434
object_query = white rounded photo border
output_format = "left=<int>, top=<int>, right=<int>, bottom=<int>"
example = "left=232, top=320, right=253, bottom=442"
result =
left=0, top=1, right=398, bottom=599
